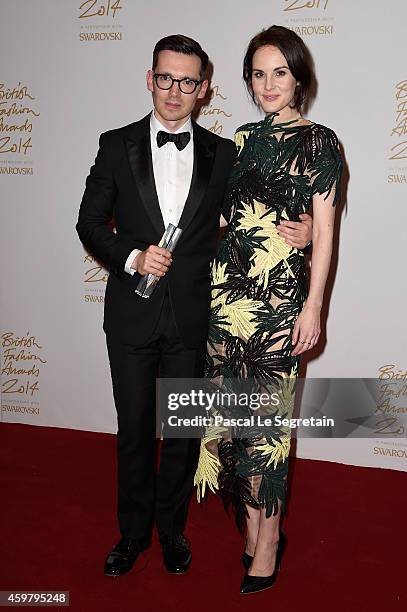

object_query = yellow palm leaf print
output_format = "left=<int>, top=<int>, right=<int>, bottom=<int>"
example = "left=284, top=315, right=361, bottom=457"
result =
left=221, top=297, right=265, bottom=339
left=194, top=439, right=221, bottom=501
left=236, top=200, right=277, bottom=234
left=237, top=201, right=293, bottom=290
left=257, top=437, right=291, bottom=469
left=211, top=259, right=265, bottom=337
left=234, top=130, right=251, bottom=154
left=249, top=236, right=293, bottom=290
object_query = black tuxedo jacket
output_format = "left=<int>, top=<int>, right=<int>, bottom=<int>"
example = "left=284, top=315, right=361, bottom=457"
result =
left=77, top=113, right=236, bottom=348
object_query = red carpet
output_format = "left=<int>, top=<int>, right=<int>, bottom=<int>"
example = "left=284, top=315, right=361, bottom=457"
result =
left=0, top=423, right=405, bottom=611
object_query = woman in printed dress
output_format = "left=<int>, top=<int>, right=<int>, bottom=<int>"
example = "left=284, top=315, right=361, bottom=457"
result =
left=195, top=25, right=342, bottom=594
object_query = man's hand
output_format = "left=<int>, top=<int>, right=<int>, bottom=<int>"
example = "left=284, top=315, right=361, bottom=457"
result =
left=132, top=245, right=172, bottom=277
left=276, top=213, right=312, bottom=249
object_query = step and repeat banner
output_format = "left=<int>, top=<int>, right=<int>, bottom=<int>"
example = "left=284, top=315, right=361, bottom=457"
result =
left=1, top=0, right=406, bottom=471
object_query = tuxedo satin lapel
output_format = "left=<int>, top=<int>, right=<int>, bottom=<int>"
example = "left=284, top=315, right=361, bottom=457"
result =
left=178, top=133, right=215, bottom=234
left=125, top=129, right=165, bottom=237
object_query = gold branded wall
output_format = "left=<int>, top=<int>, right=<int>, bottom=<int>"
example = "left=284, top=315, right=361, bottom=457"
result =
left=1, top=0, right=406, bottom=470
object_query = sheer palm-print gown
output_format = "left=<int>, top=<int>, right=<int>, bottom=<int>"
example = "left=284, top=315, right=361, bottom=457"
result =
left=194, top=113, right=342, bottom=529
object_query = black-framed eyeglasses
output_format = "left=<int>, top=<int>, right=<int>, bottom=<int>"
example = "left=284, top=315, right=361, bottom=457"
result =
left=153, top=73, right=202, bottom=94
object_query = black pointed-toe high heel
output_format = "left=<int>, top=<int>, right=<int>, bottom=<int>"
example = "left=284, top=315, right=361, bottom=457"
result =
left=239, top=531, right=287, bottom=595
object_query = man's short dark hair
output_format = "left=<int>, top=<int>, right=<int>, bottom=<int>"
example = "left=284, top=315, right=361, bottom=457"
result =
left=243, top=25, right=313, bottom=112
left=153, top=34, right=209, bottom=79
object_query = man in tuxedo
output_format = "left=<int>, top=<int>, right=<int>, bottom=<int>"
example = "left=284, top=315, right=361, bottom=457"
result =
left=77, top=34, right=312, bottom=578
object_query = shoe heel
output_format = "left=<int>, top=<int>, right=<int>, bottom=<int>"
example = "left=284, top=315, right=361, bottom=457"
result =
left=242, top=551, right=253, bottom=571
left=276, top=530, right=287, bottom=571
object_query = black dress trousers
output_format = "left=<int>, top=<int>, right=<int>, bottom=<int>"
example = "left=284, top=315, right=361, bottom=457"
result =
left=106, top=292, right=204, bottom=545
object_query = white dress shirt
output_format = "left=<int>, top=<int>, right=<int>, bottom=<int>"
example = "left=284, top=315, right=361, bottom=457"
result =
left=124, top=112, right=194, bottom=275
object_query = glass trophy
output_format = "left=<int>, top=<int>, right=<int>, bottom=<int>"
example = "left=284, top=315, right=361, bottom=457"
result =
left=135, top=223, right=183, bottom=298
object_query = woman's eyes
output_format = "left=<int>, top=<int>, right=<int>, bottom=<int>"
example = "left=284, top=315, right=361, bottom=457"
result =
left=253, top=70, right=287, bottom=78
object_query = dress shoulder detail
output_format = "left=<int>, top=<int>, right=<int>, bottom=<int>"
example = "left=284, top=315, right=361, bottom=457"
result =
left=306, top=124, right=343, bottom=205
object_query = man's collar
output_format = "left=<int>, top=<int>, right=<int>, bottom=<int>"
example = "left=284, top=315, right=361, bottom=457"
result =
left=150, top=111, right=192, bottom=137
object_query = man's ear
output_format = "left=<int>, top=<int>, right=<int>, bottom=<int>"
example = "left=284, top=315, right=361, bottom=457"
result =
left=146, top=70, right=154, bottom=93
left=197, top=79, right=209, bottom=100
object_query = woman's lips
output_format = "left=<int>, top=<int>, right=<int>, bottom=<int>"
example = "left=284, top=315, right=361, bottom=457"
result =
left=263, top=94, right=279, bottom=102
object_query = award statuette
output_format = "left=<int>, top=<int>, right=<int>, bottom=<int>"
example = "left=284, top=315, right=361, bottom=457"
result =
left=135, top=224, right=183, bottom=298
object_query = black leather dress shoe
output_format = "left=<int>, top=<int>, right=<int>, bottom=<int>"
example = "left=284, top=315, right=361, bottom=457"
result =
left=104, top=537, right=147, bottom=577
left=160, top=534, right=192, bottom=574
left=240, top=531, right=287, bottom=594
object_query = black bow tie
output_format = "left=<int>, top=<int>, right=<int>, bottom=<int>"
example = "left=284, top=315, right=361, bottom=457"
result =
left=157, top=130, right=191, bottom=151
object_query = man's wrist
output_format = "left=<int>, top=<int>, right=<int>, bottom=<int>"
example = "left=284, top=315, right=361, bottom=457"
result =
left=131, top=253, right=140, bottom=273
left=124, top=248, right=141, bottom=275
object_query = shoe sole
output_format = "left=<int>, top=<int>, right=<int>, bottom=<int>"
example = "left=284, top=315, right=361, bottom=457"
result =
left=240, top=584, right=275, bottom=595
left=164, top=553, right=192, bottom=574
left=104, top=561, right=136, bottom=577
left=104, top=568, right=133, bottom=577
